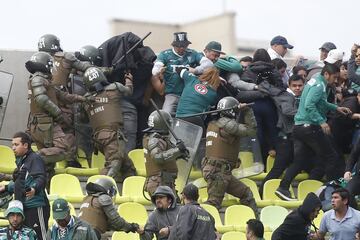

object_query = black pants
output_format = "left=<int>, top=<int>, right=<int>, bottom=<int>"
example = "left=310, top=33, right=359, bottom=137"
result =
left=260, top=136, right=293, bottom=194
left=279, top=124, right=342, bottom=189
left=24, top=205, right=50, bottom=240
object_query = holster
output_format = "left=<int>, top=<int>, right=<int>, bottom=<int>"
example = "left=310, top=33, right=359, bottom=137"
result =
left=35, top=115, right=54, bottom=148
left=204, top=158, right=232, bottom=173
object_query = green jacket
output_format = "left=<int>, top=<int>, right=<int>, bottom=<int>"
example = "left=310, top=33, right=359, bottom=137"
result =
left=295, top=74, right=337, bottom=125
left=0, top=225, right=37, bottom=240
left=47, top=216, right=98, bottom=240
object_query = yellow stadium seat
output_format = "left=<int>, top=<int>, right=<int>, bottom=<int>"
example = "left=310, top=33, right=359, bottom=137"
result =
left=260, top=206, right=288, bottom=231
left=0, top=145, right=16, bottom=174
left=87, top=175, right=130, bottom=204
left=200, top=204, right=234, bottom=233
left=312, top=210, right=324, bottom=230
left=297, top=180, right=323, bottom=201
left=128, top=149, right=146, bottom=176
left=198, top=186, right=239, bottom=207
left=54, top=160, right=67, bottom=174
left=91, top=152, right=105, bottom=169
left=266, top=155, right=275, bottom=173
left=238, top=151, right=254, bottom=169
left=117, top=202, right=148, bottom=226
left=189, top=167, right=202, bottom=179
left=48, top=200, right=76, bottom=227
left=262, top=179, right=302, bottom=208
left=221, top=231, right=246, bottom=240
left=112, top=231, right=139, bottom=240
left=122, top=176, right=151, bottom=205
left=49, top=174, right=84, bottom=203
left=240, top=178, right=272, bottom=207
left=225, top=205, right=256, bottom=232
left=264, top=231, right=273, bottom=240
left=66, top=149, right=100, bottom=175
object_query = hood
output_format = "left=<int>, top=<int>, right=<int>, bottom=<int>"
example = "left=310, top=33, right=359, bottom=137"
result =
left=151, top=185, right=177, bottom=209
left=299, top=192, right=322, bottom=222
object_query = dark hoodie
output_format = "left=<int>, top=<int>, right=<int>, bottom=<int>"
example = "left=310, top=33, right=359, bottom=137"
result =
left=272, top=193, right=322, bottom=240
left=140, top=186, right=180, bottom=240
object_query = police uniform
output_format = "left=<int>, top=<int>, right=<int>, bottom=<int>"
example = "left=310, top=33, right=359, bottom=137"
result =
left=79, top=194, right=138, bottom=238
left=143, top=132, right=185, bottom=196
left=28, top=71, right=86, bottom=183
left=51, top=51, right=92, bottom=165
left=83, top=81, right=135, bottom=180
left=202, top=107, right=258, bottom=214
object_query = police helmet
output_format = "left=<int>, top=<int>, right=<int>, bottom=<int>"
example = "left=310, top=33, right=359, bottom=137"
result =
left=94, top=178, right=117, bottom=197
left=147, top=110, right=172, bottom=133
left=25, top=52, right=53, bottom=74
left=37, top=34, right=62, bottom=54
left=217, top=96, right=239, bottom=118
left=75, top=45, right=102, bottom=66
left=83, top=67, right=109, bottom=92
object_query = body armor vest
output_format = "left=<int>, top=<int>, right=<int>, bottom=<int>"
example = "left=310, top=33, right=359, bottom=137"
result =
left=143, top=135, right=178, bottom=176
left=28, top=73, right=58, bottom=115
left=52, top=52, right=72, bottom=86
left=85, top=89, right=123, bottom=132
left=79, top=195, right=108, bottom=234
left=205, top=121, right=240, bottom=165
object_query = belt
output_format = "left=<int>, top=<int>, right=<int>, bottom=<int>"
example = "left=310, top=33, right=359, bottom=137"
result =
left=206, top=159, right=231, bottom=172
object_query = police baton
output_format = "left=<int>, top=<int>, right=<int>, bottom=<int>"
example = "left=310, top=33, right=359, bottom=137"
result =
left=179, top=103, right=254, bottom=118
left=112, top=32, right=152, bottom=68
left=0, top=137, right=11, bottom=142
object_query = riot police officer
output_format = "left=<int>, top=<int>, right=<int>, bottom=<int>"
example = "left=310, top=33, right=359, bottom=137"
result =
left=38, top=34, right=93, bottom=167
left=202, top=96, right=258, bottom=216
left=26, top=52, right=88, bottom=184
left=79, top=178, right=142, bottom=239
left=82, top=67, right=136, bottom=181
left=143, top=110, right=188, bottom=196
left=75, top=45, right=103, bottom=67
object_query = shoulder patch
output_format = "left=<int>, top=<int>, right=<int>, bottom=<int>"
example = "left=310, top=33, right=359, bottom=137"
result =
left=194, top=84, right=208, bottom=95
left=307, top=78, right=316, bottom=86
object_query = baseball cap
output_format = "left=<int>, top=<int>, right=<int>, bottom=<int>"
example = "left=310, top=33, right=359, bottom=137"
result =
left=172, top=32, right=192, bottom=48
left=319, top=42, right=337, bottom=52
left=205, top=41, right=226, bottom=54
left=324, top=49, right=344, bottom=64
left=181, top=183, right=199, bottom=201
left=52, top=198, right=70, bottom=220
left=270, top=36, right=294, bottom=49
left=5, top=200, right=25, bottom=219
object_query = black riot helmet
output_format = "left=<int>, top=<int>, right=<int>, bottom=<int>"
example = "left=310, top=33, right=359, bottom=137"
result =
left=83, top=67, right=109, bottom=93
left=147, top=110, right=172, bottom=134
left=86, top=178, right=117, bottom=197
left=25, top=52, right=53, bottom=74
left=75, top=45, right=102, bottom=66
left=217, top=96, right=239, bottom=118
left=38, top=34, right=62, bottom=55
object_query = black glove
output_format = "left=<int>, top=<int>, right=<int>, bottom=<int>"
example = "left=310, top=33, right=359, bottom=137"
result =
left=127, top=223, right=139, bottom=233
left=175, top=67, right=188, bottom=75
left=55, top=114, right=72, bottom=127
left=177, top=141, right=189, bottom=159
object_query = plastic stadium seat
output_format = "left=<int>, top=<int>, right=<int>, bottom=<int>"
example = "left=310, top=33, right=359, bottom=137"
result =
left=91, top=152, right=105, bottom=170
left=117, top=202, right=148, bottom=226
left=49, top=174, right=84, bottom=203
left=260, top=206, right=288, bottom=231
left=225, top=205, right=256, bottom=232
left=122, top=176, right=151, bottom=205
left=87, top=175, right=129, bottom=204
left=54, top=160, right=67, bottom=174
left=128, top=149, right=146, bottom=176
left=238, top=151, right=254, bottom=168
left=240, top=178, right=272, bottom=207
left=312, top=210, right=324, bottom=230
left=221, top=231, right=246, bottom=240
left=0, top=145, right=16, bottom=173
left=297, top=180, right=323, bottom=201
left=48, top=200, right=76, bottom=227
left=262, top=179, right=302, bottom=208
left=189, top=167, right=202, bottom=179
left=112, top=231, right=139, bottom=240
left=200, top=204, right=234, bottom=233
left=264, top=231, right=273, bottom=240
left=198, top=186, right=239, bottom=207
left=266, top=155, right=275, bottom=173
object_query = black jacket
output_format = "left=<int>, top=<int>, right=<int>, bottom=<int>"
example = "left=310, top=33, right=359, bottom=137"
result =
left=272, top=193, right=321, bottom=240
left=168, top=202, right=216, bottom=240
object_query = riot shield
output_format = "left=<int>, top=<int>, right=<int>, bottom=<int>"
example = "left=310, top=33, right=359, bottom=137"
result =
left=232, top=136, right=264, bottom=179
left=0, top=71, right=13, bottom=132
left=171, top=119, right=203, bottom=194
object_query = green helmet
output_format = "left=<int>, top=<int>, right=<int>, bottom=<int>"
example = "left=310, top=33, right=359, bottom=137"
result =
left=25, top=52, right=53, bottom=74
left=217, top=96, right=239, bottom=118
left=94, top=178, right=117, bottom=197
left=76, top=45, right=102, bottom=66
left=147, top=110, right=172, bottom=133
left=83, top=67, right=109, bottom=92
left=38, top=34, right=62, bottom=54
